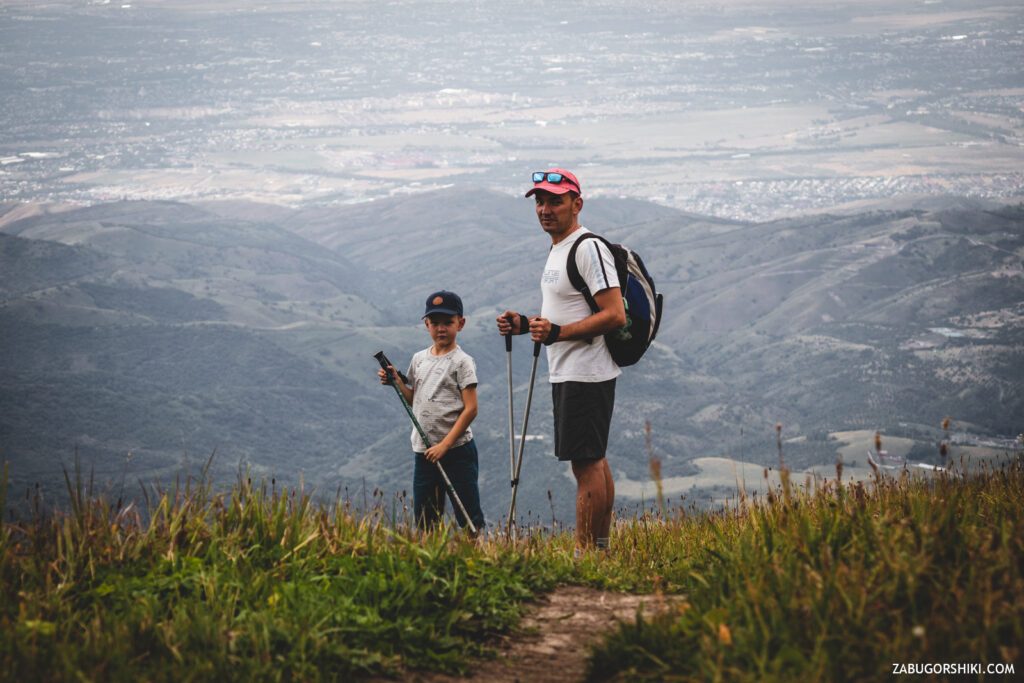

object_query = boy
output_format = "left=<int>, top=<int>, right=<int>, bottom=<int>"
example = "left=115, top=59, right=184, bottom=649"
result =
left=378, top=290, right=485, bottom=532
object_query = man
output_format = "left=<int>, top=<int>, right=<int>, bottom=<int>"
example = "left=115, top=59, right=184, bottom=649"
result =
left=497, top=168, right=626, bottom=551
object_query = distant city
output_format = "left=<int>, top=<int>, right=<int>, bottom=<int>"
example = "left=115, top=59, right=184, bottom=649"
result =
left=1, top=0, right=1022, bottom=220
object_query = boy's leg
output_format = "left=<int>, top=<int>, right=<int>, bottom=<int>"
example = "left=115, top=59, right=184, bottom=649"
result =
left=441, top=440, right=485, bottom=532
left=412, top=452, right=445, bottom=530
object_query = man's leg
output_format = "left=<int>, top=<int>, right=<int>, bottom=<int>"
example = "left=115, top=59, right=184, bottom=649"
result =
left=598, top=457, right=614, bottom=543
left=554, top=378, right=616, bottom=550
left=572, top=459, right=611, bottom=548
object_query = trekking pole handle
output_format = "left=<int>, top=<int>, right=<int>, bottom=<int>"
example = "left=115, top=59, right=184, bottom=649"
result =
left=504, top=315, right=513, bottom=352
left=373, top=350, right=395, bottom=384
left=373, top=350, right=408, bottom=385
left=533, top=340, right=541, bottom=357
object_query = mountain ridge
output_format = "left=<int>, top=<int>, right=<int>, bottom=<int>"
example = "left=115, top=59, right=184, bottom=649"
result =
left=1, top=192, right=1020, bottom=522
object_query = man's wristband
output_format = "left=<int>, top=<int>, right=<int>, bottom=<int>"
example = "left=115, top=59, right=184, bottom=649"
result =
left=543, top=323, right=561, bottom=346
left=517, top=313, right=530, bottom=335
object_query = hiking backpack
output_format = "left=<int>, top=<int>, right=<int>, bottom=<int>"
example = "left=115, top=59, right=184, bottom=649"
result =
left=566, top=233, right=664, bottom=367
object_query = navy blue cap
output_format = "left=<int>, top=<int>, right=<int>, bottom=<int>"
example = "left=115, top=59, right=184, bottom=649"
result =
left=423, top=290, right=463, bottom=318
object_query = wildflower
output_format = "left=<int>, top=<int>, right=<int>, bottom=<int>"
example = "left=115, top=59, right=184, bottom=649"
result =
left=649, top=456, right=662, bottom=480
left=776, top=423, right=785, bottom=469
left=718, top=623, right=733, bottom=646
left=912, top=625, right=925, bottom=638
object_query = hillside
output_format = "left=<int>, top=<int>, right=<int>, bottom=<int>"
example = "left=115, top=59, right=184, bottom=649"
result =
left=0, top=202, right=397, bottom=499
left=2, top=458, right=1021, bottom=681
left=1, top=194, right=1021, bottom=523
left=282, top=191, right=1022, bottom=480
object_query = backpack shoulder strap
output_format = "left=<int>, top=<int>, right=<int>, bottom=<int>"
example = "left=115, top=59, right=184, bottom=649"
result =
left=565, top=232, right=609, bottom=314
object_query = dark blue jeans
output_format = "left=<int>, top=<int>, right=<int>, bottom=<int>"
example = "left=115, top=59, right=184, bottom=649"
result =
left=413, top=439, right=485, bottom=531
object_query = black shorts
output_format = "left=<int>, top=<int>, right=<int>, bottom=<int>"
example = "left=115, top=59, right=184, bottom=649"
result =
left=551, top=379, right=616, bottom=462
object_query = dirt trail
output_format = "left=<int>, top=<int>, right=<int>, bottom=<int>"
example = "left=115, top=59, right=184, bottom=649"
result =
left=405, top=586, right=669, bottom=683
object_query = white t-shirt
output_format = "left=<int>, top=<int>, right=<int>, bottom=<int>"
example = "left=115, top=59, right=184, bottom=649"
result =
left=406, top=345, right=478, bottom=453
left=540, top=227, right=621, bottom=383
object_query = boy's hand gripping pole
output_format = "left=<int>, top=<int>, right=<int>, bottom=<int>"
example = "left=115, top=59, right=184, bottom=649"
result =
left=373, top=351, right=477, bottom=535
left=506, top=340, right=541, bottom=539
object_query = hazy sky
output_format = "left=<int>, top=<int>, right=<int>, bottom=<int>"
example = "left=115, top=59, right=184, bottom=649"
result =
left=1, top=0, right=1022, bottom=218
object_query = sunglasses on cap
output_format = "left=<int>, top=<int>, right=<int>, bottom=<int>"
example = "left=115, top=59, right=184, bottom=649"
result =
left=532, top=171, right=580, bottom=190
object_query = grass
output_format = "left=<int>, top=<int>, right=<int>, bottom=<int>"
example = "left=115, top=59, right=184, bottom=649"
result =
left=0, top=460, right=569, bottom=681
left=586, top=461, right=1024, bottom=682
left=1, top=458, right=1022, bottom=681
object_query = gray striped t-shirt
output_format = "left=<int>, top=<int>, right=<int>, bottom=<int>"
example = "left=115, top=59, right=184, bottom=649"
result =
left=406, top=345, right=478, bottom=453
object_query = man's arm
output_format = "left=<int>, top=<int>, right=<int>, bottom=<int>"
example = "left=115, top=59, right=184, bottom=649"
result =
left=528, top=287, right=626, bottom=344
left=424, top=385, right=478, bottom=462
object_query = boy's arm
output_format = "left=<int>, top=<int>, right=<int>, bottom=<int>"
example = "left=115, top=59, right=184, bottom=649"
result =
left=424, top=385, right=478, bottom=463
left=396, top=372, right=414, bottom=404
left=378, top=364, right=414, bottom=404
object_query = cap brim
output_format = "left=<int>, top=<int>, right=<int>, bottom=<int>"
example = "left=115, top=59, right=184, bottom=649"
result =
left=525, top=182, right=576, bottom=198
left=423, top=308, right=461, bottom=318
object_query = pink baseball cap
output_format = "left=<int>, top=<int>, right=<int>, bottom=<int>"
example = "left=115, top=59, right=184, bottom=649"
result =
left=525, top=168, right=582, bottom=197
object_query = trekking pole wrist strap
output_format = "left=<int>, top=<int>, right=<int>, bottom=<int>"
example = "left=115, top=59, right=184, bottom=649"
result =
left=543, top=323, right=561, bottom=346
left=517, top=313, right=530, bottom=335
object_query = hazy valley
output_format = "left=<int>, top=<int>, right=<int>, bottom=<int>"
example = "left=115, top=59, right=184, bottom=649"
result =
left=1, top=0, right=1022, bottom=523
left=2, top=192, right=1020, bottom=523
left=2, top=0, right=1022, bottom=221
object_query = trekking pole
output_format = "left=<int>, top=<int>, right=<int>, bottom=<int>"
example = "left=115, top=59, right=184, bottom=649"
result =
left=506, top=340, right=542, bottom=539
left=504, top=316, right=516, bottom=495
left=373, top=351, right=477, bottom=535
